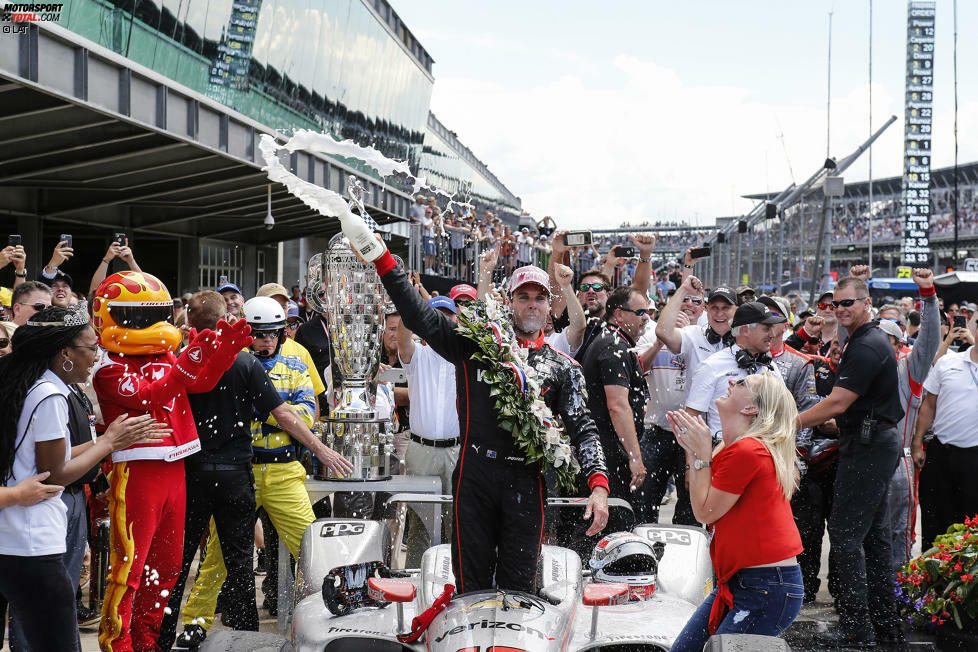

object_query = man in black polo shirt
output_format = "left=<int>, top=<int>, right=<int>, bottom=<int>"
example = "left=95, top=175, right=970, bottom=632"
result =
left=579, top=286, right=651, bottom=531
left=797, top=276, right=904, bottom=647
left=158, top=291, right=284, bottom=650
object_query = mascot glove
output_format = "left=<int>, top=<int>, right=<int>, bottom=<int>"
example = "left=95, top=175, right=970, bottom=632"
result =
left=173, top=330, right=220, bottom=386
left=215, top=318, right=254, bottom=361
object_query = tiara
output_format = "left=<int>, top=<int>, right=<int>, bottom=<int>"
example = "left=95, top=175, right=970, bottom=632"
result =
left=26, top=301, right=90, bottom=328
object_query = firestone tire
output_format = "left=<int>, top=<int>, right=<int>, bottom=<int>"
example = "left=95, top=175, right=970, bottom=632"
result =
left=196, top=631, right=293, bottom=652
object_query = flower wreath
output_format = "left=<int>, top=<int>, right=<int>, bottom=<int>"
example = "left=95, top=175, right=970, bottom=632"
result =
left=455, top=295, right=581, bottom=492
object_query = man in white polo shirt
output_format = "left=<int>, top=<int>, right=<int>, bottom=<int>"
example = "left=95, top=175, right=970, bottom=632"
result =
left=655, top=276, right=738, bottom=388
left=685, top=302, right=786, bottom=440
left=912, top=310, right=978, bottom=549
left=398, top=295, right=460, bottom=565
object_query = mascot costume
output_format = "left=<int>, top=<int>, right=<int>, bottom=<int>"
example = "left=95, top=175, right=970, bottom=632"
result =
left=91, top=271, right=250, bottom=652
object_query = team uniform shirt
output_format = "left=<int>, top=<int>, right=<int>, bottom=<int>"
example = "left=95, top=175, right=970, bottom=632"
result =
left=579, top=323, right=650, bottom=460
left=770, top=344, right=819, bottom=447
left=679, top=324, right=732, bottom=393
left=834, top=321, right=904, bottom=431
left=250, top=352, right=316, bottom=452
left=94, top=351, right=201, bottom=463
left=686, top=345, right=783, bottom=440
left=281, top=338, right=325, bottom=397
left=0, top=370, right=72, bottom=556
left=922, top=348, right=978, bottom=448
left=400, top=342, right=459, bottom=440
left=187, top=352, right=284, bottom=465
left=708, top=436, right=803, bottom=633
left=634, top=325, right=686, bottom=430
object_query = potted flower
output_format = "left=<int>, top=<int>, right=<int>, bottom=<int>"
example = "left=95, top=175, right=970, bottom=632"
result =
left=897, top=516, right=978, bottom=649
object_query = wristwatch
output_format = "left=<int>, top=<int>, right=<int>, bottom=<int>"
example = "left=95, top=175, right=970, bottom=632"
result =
left=693, top=458, right=711, bottom=470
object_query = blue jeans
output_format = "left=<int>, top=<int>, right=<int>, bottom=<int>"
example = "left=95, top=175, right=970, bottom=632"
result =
left=671, top=565, right=804, bottom=652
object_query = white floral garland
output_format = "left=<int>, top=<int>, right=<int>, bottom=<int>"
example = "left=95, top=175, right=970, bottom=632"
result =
left=456, top=295, right=581, bottom=492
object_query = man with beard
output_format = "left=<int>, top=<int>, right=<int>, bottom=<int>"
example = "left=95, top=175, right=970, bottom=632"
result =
left=549, top=232, right=657, bottom=362
left=579, top=287, right=651, bottom=534
left=685, top=302, right=786, bottom=439
left=358, top=229, right=610, bottom=594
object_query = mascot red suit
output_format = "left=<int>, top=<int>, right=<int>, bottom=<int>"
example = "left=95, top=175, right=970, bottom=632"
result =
left=91, top=271, right=250, bottom=652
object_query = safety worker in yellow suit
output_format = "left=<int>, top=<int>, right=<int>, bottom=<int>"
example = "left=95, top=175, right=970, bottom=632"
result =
left=173, top=296, right=352, bottom=649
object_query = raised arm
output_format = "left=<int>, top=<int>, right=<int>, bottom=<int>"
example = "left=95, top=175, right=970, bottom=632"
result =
left=627, top=233, right=657, bottom=298
left=552, top=263, right=585, bottom=352
left=907, top=269, right=940, bottom=384
left=548, top=231, right=570, bottom=318
left=656, top=275, right=700, bottom=354
left=476, top=244, right=499, bottom=301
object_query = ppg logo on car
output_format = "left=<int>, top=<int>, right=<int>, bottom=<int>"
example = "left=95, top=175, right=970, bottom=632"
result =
left=646, top=529, right=691, bottom=545
left=320, top=522, right=365, bottom=537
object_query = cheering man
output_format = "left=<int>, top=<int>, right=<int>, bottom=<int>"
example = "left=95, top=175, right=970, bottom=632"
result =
left=354, top=226, right=609, bottom=594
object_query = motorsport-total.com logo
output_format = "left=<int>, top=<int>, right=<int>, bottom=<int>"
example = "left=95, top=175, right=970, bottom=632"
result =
left=1, top=3, right=63, bottom=33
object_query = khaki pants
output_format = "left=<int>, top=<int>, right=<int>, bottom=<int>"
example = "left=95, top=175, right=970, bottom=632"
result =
left=404, top=438, right=458, bottom=566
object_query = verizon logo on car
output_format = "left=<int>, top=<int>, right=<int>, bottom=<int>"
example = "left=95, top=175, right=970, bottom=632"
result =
left=320, top=522, right=365, bottom=537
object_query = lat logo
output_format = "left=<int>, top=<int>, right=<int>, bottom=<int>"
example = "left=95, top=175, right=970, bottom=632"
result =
left=187, top=347, right=202, bottom=363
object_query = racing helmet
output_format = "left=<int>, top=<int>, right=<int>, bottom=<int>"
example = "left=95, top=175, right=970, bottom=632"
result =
left=93, top=271, right=179, bottom=355
left=590, top=532, right=658, bottom=601
left=243, top=296, right=286, bottom=357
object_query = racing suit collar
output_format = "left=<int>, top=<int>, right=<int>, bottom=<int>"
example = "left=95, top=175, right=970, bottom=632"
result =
left=516, top=331, right=545, bottom=349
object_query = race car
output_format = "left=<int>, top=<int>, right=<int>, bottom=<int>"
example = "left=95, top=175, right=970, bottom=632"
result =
left=198, top=496, right=714, bottom=652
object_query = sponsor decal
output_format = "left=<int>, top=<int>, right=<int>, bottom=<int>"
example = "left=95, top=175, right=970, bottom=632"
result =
left=320, top=522, right=365, bottom=537
left=645, top=529, right=692, bottom=545
left=476, top=369, right=488, bottom=384
left=434, top=619, right=554, bottom=643
left=186, top=346, right=202, bottom=363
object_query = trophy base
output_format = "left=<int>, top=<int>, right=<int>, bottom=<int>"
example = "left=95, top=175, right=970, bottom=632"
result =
left=319, top=417, right=393, bottom=482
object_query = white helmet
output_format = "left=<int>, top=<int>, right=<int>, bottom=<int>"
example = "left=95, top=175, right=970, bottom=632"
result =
left=589, top=532, right=658, bottom=601
left=242, top=296, right=286, bottom=330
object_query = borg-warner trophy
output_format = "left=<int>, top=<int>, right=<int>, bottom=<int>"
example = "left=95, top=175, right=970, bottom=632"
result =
left=306, top=180, right=394, bottom=480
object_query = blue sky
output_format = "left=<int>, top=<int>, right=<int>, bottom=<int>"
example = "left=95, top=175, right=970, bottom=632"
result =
left=395, top=0, right=976, bottom=228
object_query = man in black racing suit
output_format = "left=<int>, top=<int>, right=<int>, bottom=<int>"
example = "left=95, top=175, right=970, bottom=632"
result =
left=370, top=245, right=610, bottom=595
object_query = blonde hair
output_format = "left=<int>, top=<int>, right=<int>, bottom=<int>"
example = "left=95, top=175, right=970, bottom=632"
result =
left=719, top=373, right=799, bottom=500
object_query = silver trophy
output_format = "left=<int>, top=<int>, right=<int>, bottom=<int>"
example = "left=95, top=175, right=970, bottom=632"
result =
left=306, top=181, right=393, bottom=480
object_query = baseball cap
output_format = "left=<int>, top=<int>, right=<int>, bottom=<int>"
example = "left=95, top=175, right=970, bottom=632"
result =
left=708, top=286, right=737, bottom=305
left=449, top=284, right=477, bottom=302
left=964, top=302, right=977, bottom=313
left=736, top=285, right=755, bottom=296
left=817, top=290, right=834, bottom=303
left=428, top=296, right=457, bottom=314
left=508, top=265, right=551, bottom=295
left=877, top=318, right=906, bottom=343
left=731, top=301, right=788, bottom=328
left=217, top=281, right=243, bottom=295
left=757, top=295, right=791, bottom=321
left=52, top=270, right=73, bottom=288
left=257, top=282, right=289, bottom=301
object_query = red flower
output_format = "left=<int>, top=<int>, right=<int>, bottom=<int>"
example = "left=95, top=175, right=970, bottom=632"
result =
left=962, top=574, right=974, bottom=582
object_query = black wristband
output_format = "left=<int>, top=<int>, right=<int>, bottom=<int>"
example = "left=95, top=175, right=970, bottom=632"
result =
left=14, top=270, right=26, bottom=277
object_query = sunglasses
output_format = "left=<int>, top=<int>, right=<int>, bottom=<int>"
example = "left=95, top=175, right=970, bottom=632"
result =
left=619, top=307, right=650, bottom=317
left=682, top=296, right=704, bottom=305
left=454, top=299, right=475, bottom=307
left=253, top=330, right=283, bottom=339
left=817, top=302, right=835, bottom=311
left=578, top=283, right=607, bottom=292
left=733, top=377, right=750, bottom=388
left=831, top=297, right=869, bottom=308
left=18, top=302, right=49, bottom=312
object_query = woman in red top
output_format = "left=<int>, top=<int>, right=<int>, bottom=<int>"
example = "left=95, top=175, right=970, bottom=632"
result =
left=667, top=373, right=804, bottom=652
